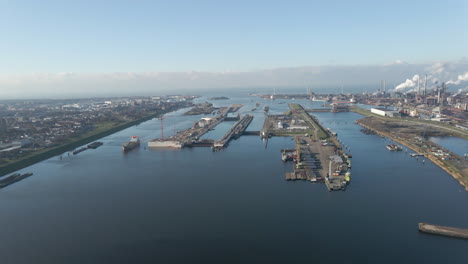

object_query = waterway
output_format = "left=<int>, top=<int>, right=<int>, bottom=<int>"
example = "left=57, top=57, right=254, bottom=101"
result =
left=428, top=136, right=467, bottom=157
left=0, top=93, right=467, bottom=264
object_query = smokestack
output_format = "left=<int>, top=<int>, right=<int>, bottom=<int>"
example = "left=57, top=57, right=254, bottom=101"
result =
left=424, top=74, right=427, bottom=96
left=418, top=77, right=420, bottom=95
left=384, top=80, right=386, bottom=95
left=437, top=87, right=441, bottom=104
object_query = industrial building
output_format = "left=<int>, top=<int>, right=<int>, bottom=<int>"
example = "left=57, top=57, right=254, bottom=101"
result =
left=370, top=108, right=401, bottom=117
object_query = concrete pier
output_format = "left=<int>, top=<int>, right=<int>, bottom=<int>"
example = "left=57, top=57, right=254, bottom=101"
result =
left=214, top=115, right=254, bottom=148
left=419, top=223, right=468, bottom=239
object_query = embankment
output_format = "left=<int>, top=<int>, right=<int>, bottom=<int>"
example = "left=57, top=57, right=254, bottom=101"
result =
left=355, top=119, right=468, bottom=192
left=0, top=111, right=170, bottom=177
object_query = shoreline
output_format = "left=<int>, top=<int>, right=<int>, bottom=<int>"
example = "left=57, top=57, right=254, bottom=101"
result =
left=355, top=119, right=468, bottom=192
left=0, top=109, right=177, bottom=177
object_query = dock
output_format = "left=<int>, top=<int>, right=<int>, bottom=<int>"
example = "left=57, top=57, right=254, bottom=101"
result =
left=305, top=108, right=331, bottom=112
left=243, top=131, right=260, bottom=136
left=213, top=115, right=254, bottom=149
left=152, top=104, right=248, bottom=148
left=264, top=104, right=351, bottom=190
left=418, top=223, right=468, bottom=239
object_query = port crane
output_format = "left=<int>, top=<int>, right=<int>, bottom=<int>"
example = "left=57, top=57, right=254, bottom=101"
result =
left=159, top=115, right=173, bottom=140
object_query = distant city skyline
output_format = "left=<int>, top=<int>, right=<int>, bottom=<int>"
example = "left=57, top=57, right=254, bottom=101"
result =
left=1, top=58, right=468, bottom=98
left=0, top=0, right=467, bottom=98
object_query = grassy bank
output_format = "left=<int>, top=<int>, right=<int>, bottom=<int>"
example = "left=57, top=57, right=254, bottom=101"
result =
left=288, top=103, right=329, bottom=140
left=0, top=110, right=170, bottom=177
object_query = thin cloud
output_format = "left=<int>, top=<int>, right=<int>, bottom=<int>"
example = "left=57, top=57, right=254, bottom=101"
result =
left=1, top=58, right=468, bottom=98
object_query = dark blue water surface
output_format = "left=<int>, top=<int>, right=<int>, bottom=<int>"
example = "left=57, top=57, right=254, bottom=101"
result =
left=428, top=136, right=467, bottom=157
left=0, top=93, right=467, bottom=264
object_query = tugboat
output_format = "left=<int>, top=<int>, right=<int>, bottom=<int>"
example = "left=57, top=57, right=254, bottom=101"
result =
left=122, top=136, right=140, bottom=152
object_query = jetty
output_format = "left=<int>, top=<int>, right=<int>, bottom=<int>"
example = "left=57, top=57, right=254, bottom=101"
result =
left=260, top=103, right=351, bottom=190
left=213, top=114, right=254, bottom=149
left=418, top=223, right=468, bottom=239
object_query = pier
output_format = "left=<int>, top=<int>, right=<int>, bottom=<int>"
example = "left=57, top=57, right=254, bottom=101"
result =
left=243, top=131, right=260, bottom=136
left=419, top=223, right=468, bottom=239
left=305, top=108, right=331, bottom=112
left=151, top=104, right=248, bottom=148
left=213, top=115, right=254, bottom=149
left=261, top=103, right=350, bottom=190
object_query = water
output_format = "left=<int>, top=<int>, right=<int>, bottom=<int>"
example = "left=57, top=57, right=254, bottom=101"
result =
left=1, top=93, right=467, bottom=264
left=428, top=136, right=467, bottom=157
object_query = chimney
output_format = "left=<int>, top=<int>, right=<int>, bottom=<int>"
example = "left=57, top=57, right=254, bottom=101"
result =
left=418, top=77, right=421, bottom=95
left=424, top=74, right=427, bottom=96
left=384, top=80, right=386, bottom=95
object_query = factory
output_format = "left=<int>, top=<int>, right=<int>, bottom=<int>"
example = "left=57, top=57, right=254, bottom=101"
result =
left=370, top=108, right=401, bottom=117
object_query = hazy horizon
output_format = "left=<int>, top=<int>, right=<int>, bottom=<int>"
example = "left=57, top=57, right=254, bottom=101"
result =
left=1, top=59, right=468, bottom=99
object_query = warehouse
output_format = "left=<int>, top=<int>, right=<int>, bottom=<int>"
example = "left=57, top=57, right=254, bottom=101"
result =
left=370, top=108, right=401, bottom=117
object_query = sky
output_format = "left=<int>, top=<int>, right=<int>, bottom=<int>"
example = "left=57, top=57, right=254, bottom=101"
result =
left=0, top=0, right=467, bottom=97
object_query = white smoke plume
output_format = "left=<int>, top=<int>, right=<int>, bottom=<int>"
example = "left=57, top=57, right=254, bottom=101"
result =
left=447, top=72, right=468, bottom=85
left=393, top=59, right=468, bottom=93
left=395, top=74, right=419, bottom=91
left=453, top=87, right=468, bottom=96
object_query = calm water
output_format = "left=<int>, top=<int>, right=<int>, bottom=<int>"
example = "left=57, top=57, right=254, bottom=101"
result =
left=1, top=93, right=467, bottom=264
left=428, top=136, right=467, bottom=157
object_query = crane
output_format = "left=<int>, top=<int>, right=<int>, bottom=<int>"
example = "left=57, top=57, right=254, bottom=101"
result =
left=159, top=115, right=173, bottom=139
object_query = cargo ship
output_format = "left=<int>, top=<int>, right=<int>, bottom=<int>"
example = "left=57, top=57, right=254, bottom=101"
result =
left=87, top=141, right=103, bottom=149
left=0, top=172, right=33, bottom=188
left=148, top=139, right=183, bottom=148
left=122, top=136, right=140, bottom=152
left=263, top=105, right=269, bottom=112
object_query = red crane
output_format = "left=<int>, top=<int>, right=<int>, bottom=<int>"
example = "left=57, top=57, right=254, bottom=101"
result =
left=159, top=115, right=173, bottom=139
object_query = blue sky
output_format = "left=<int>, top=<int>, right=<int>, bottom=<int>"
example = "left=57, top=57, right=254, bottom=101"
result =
left=1, top=0, right=467, bottom=74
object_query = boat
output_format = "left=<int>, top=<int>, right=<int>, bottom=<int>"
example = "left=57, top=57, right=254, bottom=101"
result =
left=0, top=173, right=20, bottom=179
left=263, top=105, right=269, bottom=112
left=344, top=171, right=351, bottom=182
left=0, top=172, right=33, bottom=188
left=87, top=141, right=103, bottom=149
left=14, top=172, right=33, bottom=181
left=148, top=139, right=183, bottom=148
left=73, top=147, right=88, bottom=155
left=386, top=144, right=402, bottom=151
left=122, top=136, right=140, bottom=152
